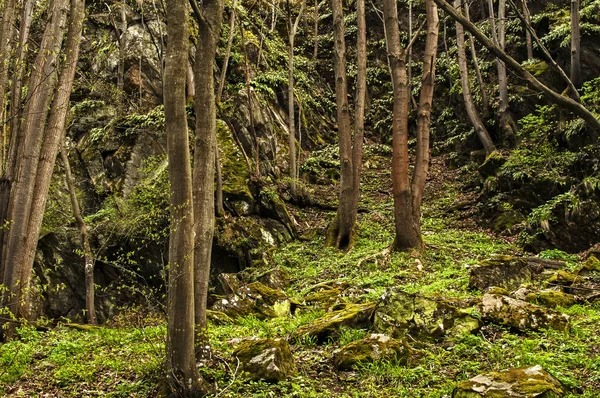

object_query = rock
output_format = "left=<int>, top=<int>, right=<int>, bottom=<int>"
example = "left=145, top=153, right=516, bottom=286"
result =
left=293, top=302, right=376, bottom=343
left=578, top=255, right=600, bottom=275
left=478, top=151, right=507, bottom=178
left=216, top=273, right=242, bottom=295
left=232, top=338, right=297, bottom=382
left=211, top=282, right=293, bottom=319
left=304, top=288, right=341, bottom=308
left=547, top=271, right=581, bottom=286
left=468, top=256, right=532, bottom=292
left=525, top=290, right=576, bottom=309
left=206, top=310, right=234, bottom=325
left=257, top=268, right=292, bottom=291
left=373, top=289, right=479, bottom=342
left=332, top=334, right=410, bottom=370
left=480, top=294, right=570, bottom=332
left=452, top=365, right=565, bottom=397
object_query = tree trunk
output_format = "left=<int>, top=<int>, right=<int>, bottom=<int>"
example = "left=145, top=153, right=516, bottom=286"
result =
left=1, top=0, right=69, bottom=323
left=411, top=0, right=439, bottom=226
left=464, top=1, right=489, bottom=117
left=17, top=0, right=86, bottom=320
left=383, top=0, right=421, bottom=251
left=239, top=24, right=260, bottom=177
left=313, top=0, right=319, bottom=59
left=216, top=0, right=237, bottom=104
left=326, top=0, right=354, bottom=250
left=61, top=142, right=96, bottom=324
left=287, top=0, right=306, bottom=199
left=164, top=0, right=202, bottom=394
left=522, top=0, right=533, bottom=60
left=570, top=0, right=581, bottom=87
left=193, top=0, right=223, bottom=359
left=433, top=0, right=600, bottom=133
left=0, top=0, right=16, bottom=111
left=492, top=0, right=518, bottom=144
left=455, top=0, right=495, bottom=154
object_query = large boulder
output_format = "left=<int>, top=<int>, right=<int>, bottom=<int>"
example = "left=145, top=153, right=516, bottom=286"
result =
left=452, top=365, right=565, bottom=397
left=373, top=289, right=479, bottom=341
left=293, top=302, right=376, bottom=343
left=232, top=338, right=297, bottom=382
left=332, top=334, right=410, bottom=370
left=480, top=294, right=570, bottom=332
left=211, top=282, right=293, bottom=319
left=468, top=256, right=533, bottom=292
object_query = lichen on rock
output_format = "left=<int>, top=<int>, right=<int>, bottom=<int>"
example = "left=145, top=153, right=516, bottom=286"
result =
left=332, top=333, right=411, bottom=370
left=232, top=337, right=297, bottom=382
left=211, top=282, right=293, bottom=319
left=480, top=294, right=570, bottom=332
left=373, top=288, right=479, bottom=341
left=452, top=365, right=565, bottom=397
left=468, top=256, right=532, bottom=292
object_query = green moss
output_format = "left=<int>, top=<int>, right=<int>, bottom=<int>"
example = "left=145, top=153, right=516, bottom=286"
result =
left=333, top=334, right=411, bottom=370
left=525, top=291, right=576, bottom=309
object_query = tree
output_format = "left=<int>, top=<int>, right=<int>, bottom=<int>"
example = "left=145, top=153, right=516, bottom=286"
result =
left=570, top=0, right=581, bottom=87
left=60, top=141, right=96, bottom=325
left=326, top=0, right=366, bottom=250
left=383, top=0, right=439, bottom=251
left=164, top=0, right=202, bottom=393
left=286, top=0, right=306, bottom=199
left=1, top=0, right=70, bottom=331
left=454, top=0, right=495, bottom=154
left=463, top=1, right=489, bottom=117
left=191, top=0, right=223, bottom=359
left=434, top=0, right=600, bottom=133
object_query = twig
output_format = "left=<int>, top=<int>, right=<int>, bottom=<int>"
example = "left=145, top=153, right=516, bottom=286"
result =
left=215, top=357, right=240, bottom=397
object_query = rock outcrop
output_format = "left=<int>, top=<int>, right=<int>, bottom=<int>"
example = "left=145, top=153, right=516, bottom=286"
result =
left=332, top=334, right=410, bottom=370
left=232, top=338, right=297, bottom=382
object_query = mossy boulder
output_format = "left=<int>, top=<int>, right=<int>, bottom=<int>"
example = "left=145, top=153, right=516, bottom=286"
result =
left=480, top=294, right=570, bottom=332
left=304, top=288, right=342, bottom=308
left=211, top=282, right=292, bottom=319
left=578, top=255, right=600, bottom=275
left=206, top=310, right=234, bottom=325
left=478, top=151, right=507, bottom=178
left=332, top=334, right=410, bottom=370
left=216, top=273, right=242, bottom=295
left=546, top=271, right=581, bottom=286
left=452, top=365, right=565, bottom=397
left=232, top=338, right=297, bottom=382
left=525, top=290, right=576, bottom=309
left=293, top=302, right=376, bottom=342
left=373, top=288, right=479, bottom=342
left=256, top=268, right=292, bottom=291
left=469, top=256, right=532, bottom=293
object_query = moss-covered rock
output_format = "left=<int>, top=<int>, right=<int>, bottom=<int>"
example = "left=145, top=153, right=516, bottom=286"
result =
left=525, top=290, right=576, bottom=309
left=480, top=294, right=570, bottom=332
left=211, top=282, right=292, bottom=319
left=304, top=288, right=342, bottom=308
left=332, top=334, right=410, bottom=370
left=232, top=337, right=297, bottom=382
left=216, top=273, right=242, bottom=295
left=546, top=270, right=581, bottom=286
left=293, top=302, right=376, bottom=343
left=256, top=268, right=292, bottom=291
left=206, top=310, right=234, bottom=325
left=373, top=288, right=479, bottom=342
left=452, top=365, right=565, bottom=397
left=578, top=255, right=600, bottom=275
left=478, top=151, right=507, bottom=178
left=469, top=256, right=532, bottom=293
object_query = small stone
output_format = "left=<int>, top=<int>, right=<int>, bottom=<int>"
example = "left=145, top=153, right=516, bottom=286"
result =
left=453, top=365, right=565, bottom=397
left=233, top=337, right=297, bottom=382
left=332, top=334, right=410, bottom=370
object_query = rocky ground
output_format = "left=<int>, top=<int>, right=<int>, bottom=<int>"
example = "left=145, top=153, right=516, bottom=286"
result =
left=2, top=148, right=600, bottom=397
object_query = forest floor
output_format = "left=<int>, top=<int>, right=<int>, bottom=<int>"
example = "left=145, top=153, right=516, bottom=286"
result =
left=1, top=148, right=600, bottom=397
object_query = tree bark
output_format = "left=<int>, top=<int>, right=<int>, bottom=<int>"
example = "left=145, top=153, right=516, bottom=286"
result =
left=193, top=0, right=223, bottom=360
left=455, top=0, right=496, bottom=154
left=17, top=0, right=86, bottom=320
left=433, top=0, right=600, bottom=133
left=164, top=0, right=202, bottom=394
left=313, top=0, right=319, bottom=59
left=522, top=0, right=533, bottom=60
left=411, top=0, right=439, bottom=226
left=2, top=0, right=69, bottom=323
left=464, top=1, right=489, bottom=117
left=570, top=0, right=581, bottom=87
left=60, top=142, right=96, bottom=325
left=0, top=0, right=17, bottom=113
left=216, top=0, right=237, bottom=105
left=326, top=0, right=354, bottom=250
left=287, top=0, right=306, bottom=199
left=383, top=0, right=421, bottom=251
